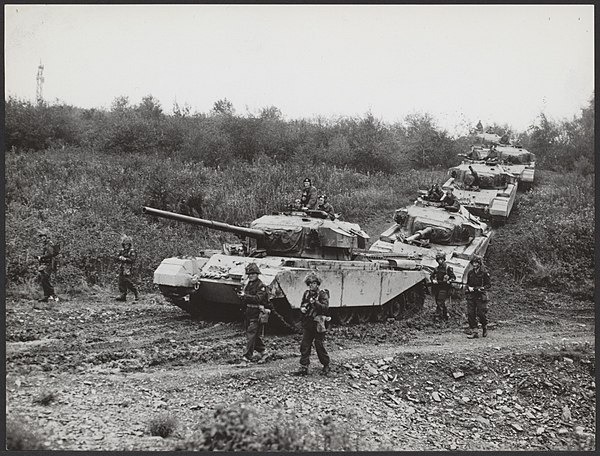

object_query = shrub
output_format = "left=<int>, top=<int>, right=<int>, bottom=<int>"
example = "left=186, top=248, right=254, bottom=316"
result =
left=148, top=413, right=178, bottom=438
left=176, top=401, right=358, bottom=451
left=6, top=419, right=47, bottom=450
left=33, top=390, right=57, bottom=406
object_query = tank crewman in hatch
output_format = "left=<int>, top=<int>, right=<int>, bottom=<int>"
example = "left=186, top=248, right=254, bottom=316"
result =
left=293, top=272, right=331, bottom=376
left=300, top=178, right=318, bottom=210
left=440, top=188, right=460, bottom=212
left=425, top=183, right=444, bottom=202
left=116, top=235, right=139, bottom=302
left=317, top=194, right=336, bottom=220
left=36, top=228, right=60, bottom=303
left=430, top=252, right=456, bottom=321
left=465, top=256, right=491, bottom=338
left=238, top=263, right=271, bottom=364
left=466, top=165, right=480, bottom=189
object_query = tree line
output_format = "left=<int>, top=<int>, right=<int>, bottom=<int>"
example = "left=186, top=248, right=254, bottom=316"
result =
left=5, top=93, right=594, bottom=174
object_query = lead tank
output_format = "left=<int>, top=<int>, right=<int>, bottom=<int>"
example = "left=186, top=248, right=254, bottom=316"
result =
left=143, top=207, right=429, bottom=329
left=369, top=198, right=492, bottom=285
left=443, top=161, right=518, bottom=225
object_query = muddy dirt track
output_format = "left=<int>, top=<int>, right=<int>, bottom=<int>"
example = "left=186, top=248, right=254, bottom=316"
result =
left=5, top=290, right=596, bottom=451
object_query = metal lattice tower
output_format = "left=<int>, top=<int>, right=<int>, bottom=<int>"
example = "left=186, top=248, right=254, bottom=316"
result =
left=36, top=61, right=45, bottom=105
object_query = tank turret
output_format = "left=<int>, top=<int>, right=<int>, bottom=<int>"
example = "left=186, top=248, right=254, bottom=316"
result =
left=370, top=199, right=492, bottom=284
left=144, top=206, right=428, bottom=329
left=143, top=206, right=369, bottom=261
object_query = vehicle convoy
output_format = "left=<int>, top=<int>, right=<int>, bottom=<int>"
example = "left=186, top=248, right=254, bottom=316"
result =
left=461, top=143, right=536, bottom=190
left=143, top=206, right=429, bottom=329
left=369, top=198, right=492, bottom=285
left=443, top=161, right=518, bottom=225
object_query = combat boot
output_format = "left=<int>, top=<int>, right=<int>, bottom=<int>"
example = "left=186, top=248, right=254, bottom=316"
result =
left=321, top=365, right=331, bottom=376
left=115, top=294, right=126, bottom=302
left=467, top=330, right=479, bottom=339
left=292, top=365, right=309, bottom=376
left=482, top=326, right=488, bottom=338
left=38, top=296, right=49, bottom=303
left=134, top=292, right=139, bottom=301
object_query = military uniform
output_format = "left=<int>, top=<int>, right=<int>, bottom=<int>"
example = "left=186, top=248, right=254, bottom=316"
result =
left=317, top=202, right=335, bottom=220
left=298, top=287, right=331, bottom=372
left=301, top=185, right=318, bottom=209
left=430, top=261, right=456, bottom=320
left=465, top=265, right=491, bottom=337
left=117, top=239, right=139, bottom=301
left=240, top=269, right=271, bottom=361
left=37, top=234, right=58, bottom=301
left=442, top=193, right=460, bottom=212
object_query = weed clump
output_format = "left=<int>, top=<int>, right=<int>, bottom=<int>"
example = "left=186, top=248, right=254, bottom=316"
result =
left=33, top=390, right=57, bottom=406
left=148, top=413, right=178, bottom=438
left=6, top=419, right=47, bottom=450
left=177, top=401, right=358, bottom=451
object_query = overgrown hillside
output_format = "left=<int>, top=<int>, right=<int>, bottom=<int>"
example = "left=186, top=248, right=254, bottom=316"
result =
left=4, top=147, right=594, bottom=301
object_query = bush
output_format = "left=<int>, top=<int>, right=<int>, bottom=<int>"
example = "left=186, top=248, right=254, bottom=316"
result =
left=6, top=419, right=47, bottom=450
left=148, top=413, right=178, bottom=438
left=176, top=401, right=358, bottom=451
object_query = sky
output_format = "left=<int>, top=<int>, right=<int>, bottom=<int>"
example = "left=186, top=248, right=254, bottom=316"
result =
left=4, top=4, right=595, bottom=135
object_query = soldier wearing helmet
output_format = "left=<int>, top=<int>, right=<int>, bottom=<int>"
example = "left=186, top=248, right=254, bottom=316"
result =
left=293, top=272, right=331, bottom=376
left=429, top=251, right=456, bottom=321
left=440, top=188, right=460, bottom=212
left=36, top=228, right=59, bottom=303
left=300, top=178, right=318, bottom=210
left=238, top=263, right=271, bottom=363
left=116, top=234, right=139, bottom=302
left=316, top=194, right=335, bottom=220
left=465, top=255, right=491, bottom=338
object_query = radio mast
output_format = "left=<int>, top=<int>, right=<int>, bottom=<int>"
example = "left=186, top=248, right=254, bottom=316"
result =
left=36, top=61, right=45, bottom=105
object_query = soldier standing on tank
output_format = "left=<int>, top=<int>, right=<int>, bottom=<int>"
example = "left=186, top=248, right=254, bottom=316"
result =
left=465, top=256, right=491, bottom=338
left=430, top=252, right=456, bottom=321
left=36, top=228, right=59, bottom=303
left=317, top=194, right=335, bottom=220
left=116, top=235, right=139, bottom=302
left=238, top=263, right=271, bottom=363
left=300, top=178, right=318, bottom=210
left=293, top=272, right=331, bottom=376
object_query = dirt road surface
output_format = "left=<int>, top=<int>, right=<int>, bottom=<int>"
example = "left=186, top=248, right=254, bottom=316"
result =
left=5, top=291, right=595, bottom=451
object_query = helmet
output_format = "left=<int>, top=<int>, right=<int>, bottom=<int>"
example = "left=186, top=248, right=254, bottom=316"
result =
left=245, top=263, right=261, bottom=275
left=304, top=272, right=321, bottom=286
left=121, top=235, right=133, bottom=245
left=303, top=178, right=311, bottom=184
left=470, top=255, right=482, bottom=265
left=435, top=251, right=446, bottom=260
left=37, top=228, right=50, bottom=237
left=319, top=194, right=328, bottom=200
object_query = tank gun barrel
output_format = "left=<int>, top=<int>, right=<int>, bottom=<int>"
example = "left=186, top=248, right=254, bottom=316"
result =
left=142, top=206, right=265, bottom=238
left=405, top=226, right=433, bottom=243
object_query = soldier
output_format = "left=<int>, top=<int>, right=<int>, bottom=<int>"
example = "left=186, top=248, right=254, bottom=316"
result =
left=116, top=235, right=139, bottom=302
left=293, top=272, right=331, bottom=376
left=440, top=188, right=460, bottom=212
left=430, top=252, right=456, bottom=321
left=36, top=228, right=59, bottom=302
left=465, top=256, right=491, bottom=338
left=317, top=194, right=335, bottom=220
left=238, top=263, right=271, bottom=363
left=426, top=183, right=444, bottom=202
left=300, top=178, right=318, bottom=210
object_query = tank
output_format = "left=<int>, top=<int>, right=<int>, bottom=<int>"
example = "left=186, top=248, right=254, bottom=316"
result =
left=369, top=198, right=492, bottom=285
left=443, top=161, right=518, bottom=225
left=460, top=144, right=536, bottom=190
left=143, top=206, right=429, bottom=329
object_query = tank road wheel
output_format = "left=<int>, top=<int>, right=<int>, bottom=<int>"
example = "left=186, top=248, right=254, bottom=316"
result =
left=334, top=307, right=355, bottom=325
left=355, top=308, right=372, bottom=324
left=371, top=305, right=387, bottom=322
left=386, top=297, right=404, bottom=320
left=399, top=282, right=426, bottom=319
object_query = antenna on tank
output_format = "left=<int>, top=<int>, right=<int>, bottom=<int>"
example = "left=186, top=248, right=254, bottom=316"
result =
left=36, top=60, right=45, bottom=105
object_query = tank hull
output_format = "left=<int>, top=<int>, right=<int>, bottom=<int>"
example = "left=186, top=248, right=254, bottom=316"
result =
left=153, top=253, right=428, bottom=325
